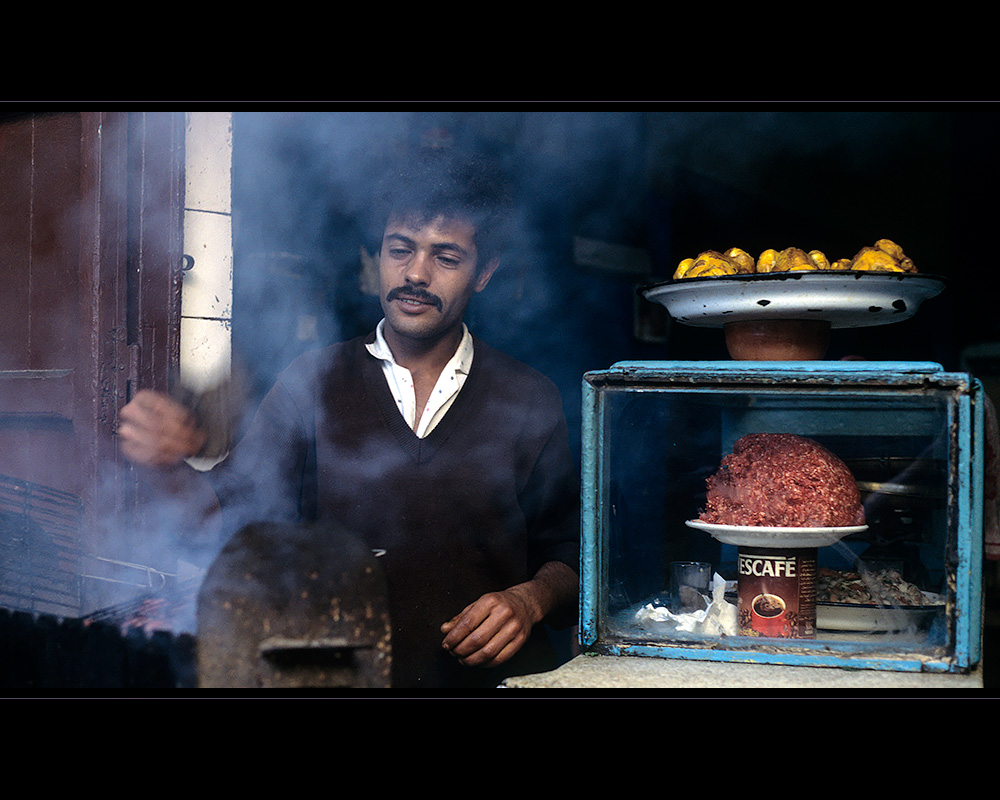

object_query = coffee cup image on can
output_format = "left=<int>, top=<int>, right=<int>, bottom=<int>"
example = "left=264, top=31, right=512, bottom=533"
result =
left=751, top=593, right=788, bottom=637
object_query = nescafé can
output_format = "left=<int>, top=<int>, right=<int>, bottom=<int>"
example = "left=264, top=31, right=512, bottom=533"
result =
left=737, top=547, right=817, bottom=638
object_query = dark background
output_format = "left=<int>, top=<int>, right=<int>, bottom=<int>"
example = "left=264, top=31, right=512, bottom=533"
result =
left=228, top=107, right=1000, bottom=685
left=230, top=108, right=999, bottom=460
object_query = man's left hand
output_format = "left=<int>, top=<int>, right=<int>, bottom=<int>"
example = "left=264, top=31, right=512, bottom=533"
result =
left=440, top=585, right=539, bottom=668
left=440, top=561, right=577, bottom=668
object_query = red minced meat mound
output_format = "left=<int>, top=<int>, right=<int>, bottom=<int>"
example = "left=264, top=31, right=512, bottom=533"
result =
left=699, top=433, right=865, bottom=527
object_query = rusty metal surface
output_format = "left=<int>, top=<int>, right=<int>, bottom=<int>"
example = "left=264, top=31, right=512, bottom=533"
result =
left=196, top=522, right=391, bottom=689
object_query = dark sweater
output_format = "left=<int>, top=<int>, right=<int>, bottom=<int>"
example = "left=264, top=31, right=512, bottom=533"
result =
left=209, top=333, right=580, bottom=689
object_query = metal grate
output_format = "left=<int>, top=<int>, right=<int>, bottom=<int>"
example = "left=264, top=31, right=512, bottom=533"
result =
left=80, top=570, right=199, bottom=634
left=0, top=474, right=82, bottom=617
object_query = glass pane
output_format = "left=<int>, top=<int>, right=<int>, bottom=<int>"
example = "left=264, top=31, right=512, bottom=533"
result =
left=597, top=385, right=953, bottom=657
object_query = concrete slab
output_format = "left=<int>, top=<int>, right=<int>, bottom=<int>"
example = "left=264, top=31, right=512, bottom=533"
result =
left=501, top=653, right=984, bottom=691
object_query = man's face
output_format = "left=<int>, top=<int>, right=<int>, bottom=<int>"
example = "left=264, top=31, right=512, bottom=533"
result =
left=378, top=214, right=497, bottom=347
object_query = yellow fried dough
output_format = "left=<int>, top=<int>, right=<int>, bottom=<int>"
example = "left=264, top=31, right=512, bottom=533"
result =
left=851, top=246, right=904, bottom=272
left=875, top=238, right=917, bottom=272
left=756, top=249, right=780, bottom=273
left=724, top=247, right=756, bottom=273
left=849, top=239, right=917, bottom=273
left=674, top=239, right=917, bottom=279
left=756, top=247, right=817, bottom=272
left=777, top=247, right=816, bottom=271
left=808, top=250, right=831, bottom=270
left=673, top=257, right=696, bottom=279
left=685, top=251, right=742, bottom=278
left=673, top=249, right=748, bottom=279
left=874, top=238, right=905, bottom=260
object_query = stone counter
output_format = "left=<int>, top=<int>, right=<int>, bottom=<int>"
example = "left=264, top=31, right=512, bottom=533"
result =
left=501, top=653, right=984, bottom=690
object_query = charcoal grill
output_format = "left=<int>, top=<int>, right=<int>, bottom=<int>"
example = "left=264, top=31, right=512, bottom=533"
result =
left=0, top=473, right=202, bottom=689
left=0, top=475, right=82, bottom=618
left=197, top=521, right=392, bottom=688
left=0, top=472, right=392, bottom=690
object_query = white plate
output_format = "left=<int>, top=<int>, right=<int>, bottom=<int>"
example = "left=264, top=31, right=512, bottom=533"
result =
left=642, top=272, right=946, bottom=329
left=816, top=595, right=945, bottom=632
left=686, top=519, right=868, bottom=548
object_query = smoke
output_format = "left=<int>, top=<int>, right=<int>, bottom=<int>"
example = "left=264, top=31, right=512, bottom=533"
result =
left=225, top=111, right=657, bottom=428
left=164, top=110, right=951, bottom=609
left=10, top=108, right=950, bottom=639
left=100, top=110, right=653, bottom=633
left=228, top=109, right=943, bottom=390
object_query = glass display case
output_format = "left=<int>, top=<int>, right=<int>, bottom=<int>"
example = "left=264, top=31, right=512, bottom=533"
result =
left=579, top=360, right=984, bottom=674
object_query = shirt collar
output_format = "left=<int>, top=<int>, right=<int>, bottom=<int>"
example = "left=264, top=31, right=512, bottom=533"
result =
left=367, top=319, right=474, bottom=374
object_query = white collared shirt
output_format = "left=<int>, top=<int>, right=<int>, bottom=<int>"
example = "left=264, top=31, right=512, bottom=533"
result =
left=365, top=319, right=474, bottom=438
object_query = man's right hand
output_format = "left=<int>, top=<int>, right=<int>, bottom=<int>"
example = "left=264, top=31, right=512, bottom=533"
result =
left=118, top=389, right=207, bottom=469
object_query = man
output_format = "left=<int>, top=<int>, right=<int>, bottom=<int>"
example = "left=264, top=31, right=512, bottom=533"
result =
left=118, top=151, right=580, bottom=689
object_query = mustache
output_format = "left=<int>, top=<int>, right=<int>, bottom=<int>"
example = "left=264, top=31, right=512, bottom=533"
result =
left=386, top=286, right=444, bottom=312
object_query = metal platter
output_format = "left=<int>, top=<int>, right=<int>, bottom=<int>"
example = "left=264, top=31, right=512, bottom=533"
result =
left=686, top=519, right=868, bottom=549
left=816, top=595, right=944, bottom=632
left=642, top=272, right=946, bottom=329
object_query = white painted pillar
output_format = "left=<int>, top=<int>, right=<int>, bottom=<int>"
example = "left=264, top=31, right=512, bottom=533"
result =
left=181, top=112, right=234, bottom=469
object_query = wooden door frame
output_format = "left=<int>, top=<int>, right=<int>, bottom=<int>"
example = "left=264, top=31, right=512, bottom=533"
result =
left=77, top=110, right=186, bottom=601
left=0, top=109, right=186, bottom=612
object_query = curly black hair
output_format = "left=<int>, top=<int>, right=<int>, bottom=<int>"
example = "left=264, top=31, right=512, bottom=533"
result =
left=368, top=149, right=515, bottom=270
